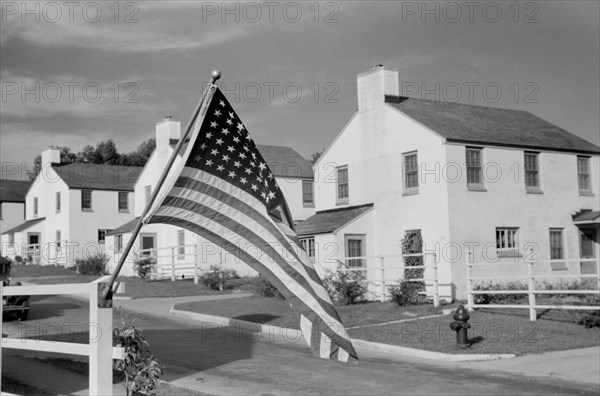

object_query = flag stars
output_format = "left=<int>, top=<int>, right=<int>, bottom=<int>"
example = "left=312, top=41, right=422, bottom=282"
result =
left=200, top=143, right=207, bottom=150
left=233, top=136, right=240, bottom=143
left=211, top=149, right=219, bottom=156
left=221, top=128, right=230, bottom=135
left=205, top=159, right=214, bottom=166
left=226, top=118, right=233, bottom=125
left=251, top=184, right=258, bottom=191
left=216, top=165, right=225, bottom=171
left=237, top=123, right=244, bottom=132
left=238, top=152, right=247, bottom=159
left=240, top=177, right=247, bottom=184
left=206, top=132, right=213, bottom=139
left=222, top=154, right=230, bottom=162
left=214, top=110, right=221, bottom=117
left=233, top=161, right=242, bottom=168
left=245, top=168, right=252, bottom=175
left=210, top=121, right=217, bottom=128
left=229, top=112, right=234, bottom=118
left=215, top=138, right=224, bottom=145
left=219, top=100, right=225, bottom=107
left=194, top=155, right=202, bottom=162
left=258, top=162, right=266, bottom=171
left=226, top=146, right=235, bottom=153
left=228, top=171, right=236, bottom=178
left=268, top=191, right=276, bottom=200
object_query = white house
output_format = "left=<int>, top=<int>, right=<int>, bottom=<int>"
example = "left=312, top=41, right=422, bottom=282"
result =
left=105, top=117, right=316, bottom=277
left=0, top=179, right=30, bottom=252
left=297, top=65, right=600, bottom=301
left=0, top=148, right=142, bottom=265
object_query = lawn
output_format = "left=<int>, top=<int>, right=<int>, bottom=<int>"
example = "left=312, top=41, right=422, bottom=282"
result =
left=175, top=295, right=450, bottom=330
left=175, top=296, right=600, bottom=355
left=10, top=264, right=233, bottom=298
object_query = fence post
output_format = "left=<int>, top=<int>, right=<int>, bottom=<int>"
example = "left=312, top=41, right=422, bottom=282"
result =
left=466, top=252, right=474, bottom=311
left=89, top=282, right=113, bottom=395
left=428, top=253, right=439, bottom=308
left=194, top=244, right=199, bottom=285
left=527, top=259, right=537, bottom=321
left=171, top=247, right=176, bottom=282
left=596, top=258, right=600, bottom=292
left=379, top=256, right=385, bottom=302
left=1, top=282, right=3, bottom=394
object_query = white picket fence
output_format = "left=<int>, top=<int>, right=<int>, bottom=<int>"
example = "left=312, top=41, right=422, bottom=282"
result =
left=338, top=252, right=440, bottom=306
left=1, top=276, right=124, bottom=395
left=466, top=256, right=600, bottom=321
left=138, top=243, right=201, bottom=283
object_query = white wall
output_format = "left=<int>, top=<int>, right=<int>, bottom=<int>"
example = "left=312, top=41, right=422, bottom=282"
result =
left=0, top=202, right=25, bottom=235
left=277, top=176, right=315, bottom=221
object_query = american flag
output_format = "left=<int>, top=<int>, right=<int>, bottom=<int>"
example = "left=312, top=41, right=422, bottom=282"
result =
left=144, top=86, right=358, bottom=362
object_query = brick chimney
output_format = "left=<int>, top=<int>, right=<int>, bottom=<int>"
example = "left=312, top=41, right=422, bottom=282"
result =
left=41, top=146, right=61, bottom=168
left=357, top=65, right=399, bottom=112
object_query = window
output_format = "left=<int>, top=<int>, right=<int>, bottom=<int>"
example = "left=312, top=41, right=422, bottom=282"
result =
left=524, top=152, right=541, bottom=192
left=116, top=234, right=123, bottom=253
left=496, top=227, right=519, bottom=258
left=177, top=230, right=185, bottom=260
left=98, top=229, right=111, bottom=244
left=56, top=230, right=61, bottom=248
left=302, top=180, right=314, bottom=206
left=118, top=192, right=129, bottom=212
left=33, top=197, right=38, bottom=217
left=580, top=229, right=597, bottom=275
left=577, top=156, right=592, bottom=194
left=8, top=233, right=14, bottom=244
left=466, top=148, right=484, bottom=189
left=549, top=229, right=566, bottom=270
left=300, top=237, right=315, bottom=260
left=345, top=234, right=365, bottom=267
left=403, top=152, right=419, bottom=194
left=56, top=192, right=61, bottom=213
left=337, top=166, right=349, bottom=203
left=81, top=190, right=92, bottom=211
left=145, top=185, right=152, bottom=208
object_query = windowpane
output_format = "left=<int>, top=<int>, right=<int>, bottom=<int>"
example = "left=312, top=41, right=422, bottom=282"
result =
left=549, top=230, right=563, bottom=260
left=577, top=157, right=591, bottom=191
left=56, top=230, right=61, bottom=248
left=300, top=237, right=315, bottom=259
left=496, top=227, right=519, bottom=256
left=404, top=153, right=419, bottom=189
left=337, top=167, right=349, bottom=200
left=302, top=180, right=314, bottom=204
left=82, top=190, right=92, bottom=210
left=466, top=148, right=482, bottom=185
left=56, top=192, right=61, bottom=212
left=345, top=235, right=365, bottom=267
left=177, top=230, right=185, bottom=259
left=580, top=230, right=595, bottom=258
left=33, top=197, right=38, bottom=217
left=98, top=229, right=111, bottom=243
left=118, top=192, right=128, bottom=211
left=525, top=152, right=539, bottom=188
left=145, top=186, right=152, bottom=208
left=116, top=235, right=123, bottom=253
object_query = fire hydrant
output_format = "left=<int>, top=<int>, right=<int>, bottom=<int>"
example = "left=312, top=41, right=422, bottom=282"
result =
left=449, top=305, right=471, bottom=349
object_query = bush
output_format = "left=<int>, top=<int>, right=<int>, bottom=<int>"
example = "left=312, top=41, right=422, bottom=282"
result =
left=75, top=252, right=108, bottom=275
left=472, top=281, right=528, bottom=304
left=199, top=264, right=239, bottom=290
left=323, top=266, right=368, bottom=305
left=133, top=256, right=155, bottom=279
left=389, top=280, right=428, bottom=306
left=252, top=276, right=284, bottom=299
left=391, top=231, right=427, bottom=306
left=14, top=256, right=23, bottom=265
left=113, top=311, right=162, bottom=396
left=574, top=294, right=600, bottom=328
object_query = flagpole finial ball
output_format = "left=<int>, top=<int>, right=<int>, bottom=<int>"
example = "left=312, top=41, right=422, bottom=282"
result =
left=211, top=70, right=221, bottom=82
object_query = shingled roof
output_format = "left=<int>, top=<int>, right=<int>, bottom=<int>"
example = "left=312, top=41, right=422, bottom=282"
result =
left=296, top=204, right=374, bottom=236
left=257, top=145, right=313, bottom=179
left=51, top=163, right=143, bottom=191
left=385, top=96, right=600, bottom=155
left=2, top=217, right=45, bottom=234
left=0, top=179, right=31, bottom=203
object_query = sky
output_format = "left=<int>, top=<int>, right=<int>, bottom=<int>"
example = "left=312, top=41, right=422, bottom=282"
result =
left=1, top=1, right=599, bottom=179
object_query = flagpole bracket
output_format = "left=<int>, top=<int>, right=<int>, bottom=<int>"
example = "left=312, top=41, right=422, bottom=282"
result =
left=98, top=283, right=113, bottom=309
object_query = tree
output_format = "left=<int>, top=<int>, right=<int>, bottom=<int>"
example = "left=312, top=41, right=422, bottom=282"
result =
left=309, top=150, right=323, bottom=165
left=94, top=139, right=120, bottom=164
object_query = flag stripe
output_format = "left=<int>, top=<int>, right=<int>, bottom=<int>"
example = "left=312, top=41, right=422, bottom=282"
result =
left=149, top=214, right=357, bottom=356
left=176, top=169, right=326, bottom=285
left=156, top=194, right=340, bottom=319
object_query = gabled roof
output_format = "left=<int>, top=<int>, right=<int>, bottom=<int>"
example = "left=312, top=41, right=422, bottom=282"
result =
left=106, top=217, right=140, bottom=236
left=296, top=204, right=373, bottom=236
left=0, top=179, right=31, bottom=203
left=51, top=163, right=143, bottom=191
left=385, top=96, right=600, bottom=155
left=2, top=217, right=45, bottom=235
left=257, top=145, right=313, bottom=179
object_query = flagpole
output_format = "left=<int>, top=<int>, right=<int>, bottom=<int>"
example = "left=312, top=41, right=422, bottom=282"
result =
left=101, top=70, right=221, bottom=301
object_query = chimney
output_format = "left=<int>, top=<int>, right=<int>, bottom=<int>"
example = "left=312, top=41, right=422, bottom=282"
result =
left=357, top=65, right=399, bottom=112
left=156, top=116, right=181, bottom=155
left=41, top=146, right=61, bottom=168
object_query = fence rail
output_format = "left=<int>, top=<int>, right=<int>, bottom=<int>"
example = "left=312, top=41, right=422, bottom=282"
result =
left=1, top=276, right=124, bottom=395
left=136, top=244, right=201, bottom=283
left=466, top=256, right=600, bottom=321
left=337, top=252, right=439, bottom=306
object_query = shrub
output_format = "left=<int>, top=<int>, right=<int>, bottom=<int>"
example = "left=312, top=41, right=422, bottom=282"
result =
left=389, top=280, right=428, bottom=306
left=133, top=256, right=155, bottom=279
left=199, top=264, right=240, bottom=290
left=75, top=252, right=108, bottom=275
left=252, top=275, right=284, bottom=299
left=113, top=311, right=162, bottom=396
left=323, top=266, right=368, bottom=305
left=14, top=256, right=23, bottom=264
left=472, top=281, right=528, bottom=304
left=574, top=295, right=600, bottom=328
left=391, top=231, right=427, bottom=306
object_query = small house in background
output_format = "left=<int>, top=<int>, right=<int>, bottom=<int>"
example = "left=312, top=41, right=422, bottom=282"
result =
left=0, top=147, right=142, bottom=265
left=300, top=65, right=600, bottom=301
left=105, top=117, right=316, bottom=277
left=0, top=179, right=31, bottom=253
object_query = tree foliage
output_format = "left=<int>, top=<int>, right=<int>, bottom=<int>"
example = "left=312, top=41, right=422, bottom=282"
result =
left=31, top=138, right=156, bottom=178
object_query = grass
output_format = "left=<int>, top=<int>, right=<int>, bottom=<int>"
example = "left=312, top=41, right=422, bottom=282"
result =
left=1, top=376, right=55, bottom=396
left=175, top=295, right=450, bottom=330
left=175, top=296, right=600, bottom=355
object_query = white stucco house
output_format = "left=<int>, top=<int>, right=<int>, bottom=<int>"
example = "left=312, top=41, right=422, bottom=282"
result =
left=297, top=65, right=600, bottom=301
left=0, top=148, right=142, bottom=265
left=105, top=117, right=316, bottom=277
left=0, top=179, right=30, bottom=256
